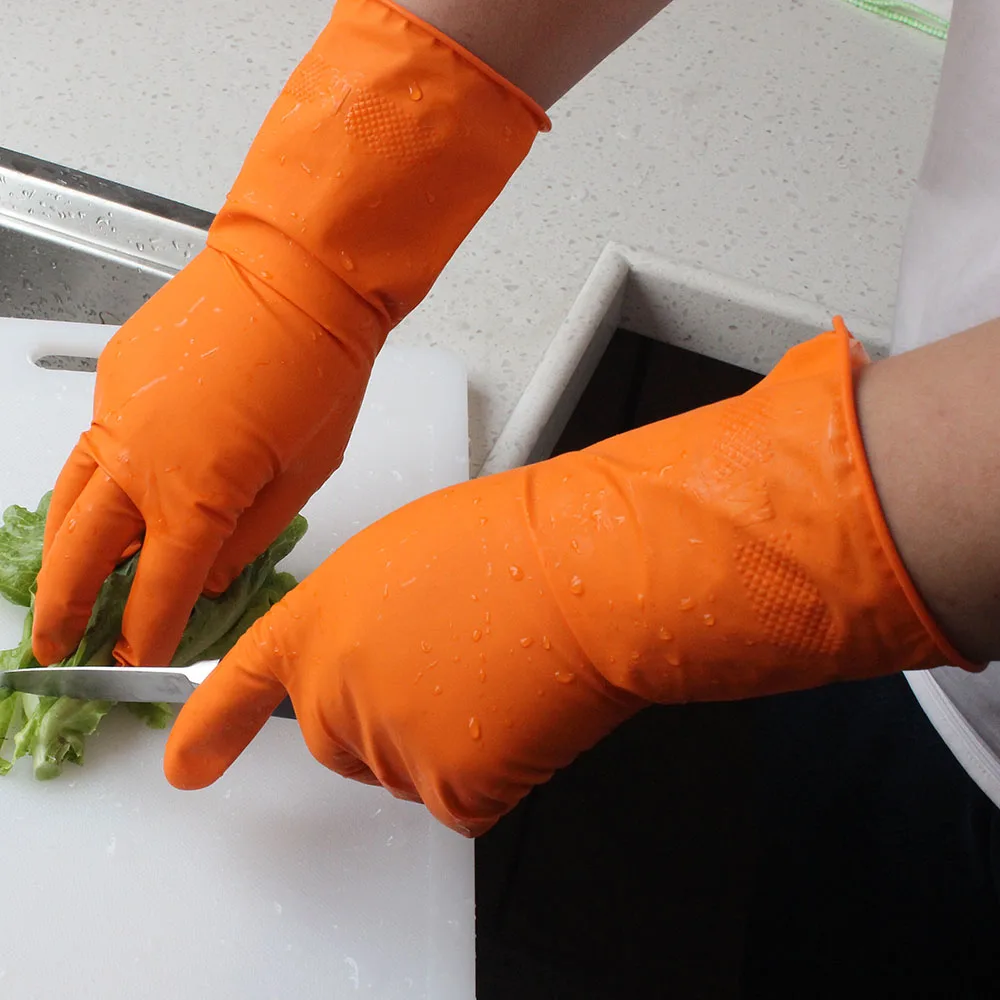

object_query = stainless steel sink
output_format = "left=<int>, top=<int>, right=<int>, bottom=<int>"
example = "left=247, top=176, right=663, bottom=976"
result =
left=0, top=147, right=210, bottom=344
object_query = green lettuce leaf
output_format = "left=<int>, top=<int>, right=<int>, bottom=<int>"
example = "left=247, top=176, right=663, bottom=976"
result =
left=170, top=516, right=306, bottom=667
left=0, top=497, right=306, bottom=779
left=125, top=702, right=175, bottom=730
left=0, top=494, right=50, bottom=607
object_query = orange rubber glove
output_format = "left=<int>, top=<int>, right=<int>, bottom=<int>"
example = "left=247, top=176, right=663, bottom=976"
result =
left=164, top=322, right=976, bottom=835
left=32, top=0, right=548, bottom=667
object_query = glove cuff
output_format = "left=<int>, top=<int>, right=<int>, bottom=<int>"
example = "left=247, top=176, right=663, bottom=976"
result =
left=527, top=323, right=977, bottom=706
left=207, top=0, right=546, bottom=360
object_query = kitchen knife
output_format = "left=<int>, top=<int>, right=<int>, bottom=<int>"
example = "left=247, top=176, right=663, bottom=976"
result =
left=0, top=661, right=296, bottom=719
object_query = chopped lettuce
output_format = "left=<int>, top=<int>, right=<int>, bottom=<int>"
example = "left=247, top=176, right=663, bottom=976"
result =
left=0, top=493, right=305, bottom=779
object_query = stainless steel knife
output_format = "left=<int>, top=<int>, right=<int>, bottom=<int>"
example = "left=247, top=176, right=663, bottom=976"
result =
left=0, top=660, right=296, bottom=718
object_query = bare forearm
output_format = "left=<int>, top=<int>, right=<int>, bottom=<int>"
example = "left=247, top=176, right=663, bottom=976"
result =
left=400, top=0, right=671, bottom=107
left=857, top=321, right=1000, bottom=663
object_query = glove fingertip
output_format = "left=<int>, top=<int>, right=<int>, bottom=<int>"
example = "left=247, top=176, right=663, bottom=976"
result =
left=163, top=696, right=258, bottom=790
left=31, top=632, right=72, bottom=668
left=31, top=585, right=89, bottom=665
left=201, top=563, right=237, bottom=599
left=164, top=644, right=288, bottom=789
left=162, top=738, right=228, bottom=790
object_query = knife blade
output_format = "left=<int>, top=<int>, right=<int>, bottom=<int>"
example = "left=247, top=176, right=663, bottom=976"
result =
left=0, top=660, right=296, bottom=719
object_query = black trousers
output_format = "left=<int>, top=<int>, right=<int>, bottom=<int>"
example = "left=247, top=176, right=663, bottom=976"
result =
left=476, top=674, right=1000, bottom=998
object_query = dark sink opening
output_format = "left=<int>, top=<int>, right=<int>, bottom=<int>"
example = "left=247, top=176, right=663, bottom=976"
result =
left=553, top=328, right=763, bottom=454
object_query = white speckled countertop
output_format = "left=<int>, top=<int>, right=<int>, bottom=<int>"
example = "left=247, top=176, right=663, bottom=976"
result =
left=1, top=0, right=943, bottom=469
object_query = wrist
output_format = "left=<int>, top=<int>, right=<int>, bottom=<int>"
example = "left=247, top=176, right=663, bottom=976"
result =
left=855, top=336, right=995, bottom=666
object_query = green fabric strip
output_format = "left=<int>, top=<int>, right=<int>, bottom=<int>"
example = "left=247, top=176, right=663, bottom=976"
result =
left=842, top=0, right=949, bottom=39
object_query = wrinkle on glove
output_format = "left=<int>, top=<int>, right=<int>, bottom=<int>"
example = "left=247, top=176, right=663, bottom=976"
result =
left=165, top=323, right=974, bottom=835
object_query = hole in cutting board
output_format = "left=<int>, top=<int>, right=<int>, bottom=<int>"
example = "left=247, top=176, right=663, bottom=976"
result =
left=33, top=355, right=98, bottom=372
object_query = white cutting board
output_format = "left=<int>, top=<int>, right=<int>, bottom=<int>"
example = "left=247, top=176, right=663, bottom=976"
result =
left=0, top=319, right=474, bottom=1000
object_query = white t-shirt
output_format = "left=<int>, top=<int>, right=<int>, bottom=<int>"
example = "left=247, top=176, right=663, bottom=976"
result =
left=893, top=0, right=1000, bottom=804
